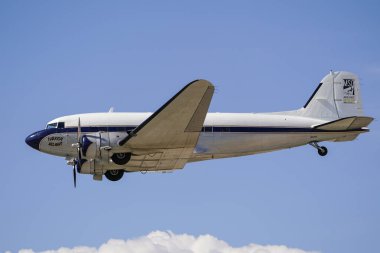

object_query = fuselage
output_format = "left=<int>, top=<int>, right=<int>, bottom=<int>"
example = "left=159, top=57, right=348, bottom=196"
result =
left=26, top=112, right=363, bottom=165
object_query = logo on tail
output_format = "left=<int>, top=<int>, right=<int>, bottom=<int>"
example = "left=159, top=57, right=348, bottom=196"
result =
left=343, top=79, right=355, bottom=103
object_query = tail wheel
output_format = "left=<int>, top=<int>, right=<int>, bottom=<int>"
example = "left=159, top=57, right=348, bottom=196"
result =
left=105, top=170, right=124, bottom=181
left=309, top=142, right=328, bottom=157
left=318, top=146, right=328, bottom=156
left=111, top=152, right=131, bottom=165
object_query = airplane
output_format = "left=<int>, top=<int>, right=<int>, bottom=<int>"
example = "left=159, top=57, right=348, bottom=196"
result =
left=25, top=71, right=373, bottom=187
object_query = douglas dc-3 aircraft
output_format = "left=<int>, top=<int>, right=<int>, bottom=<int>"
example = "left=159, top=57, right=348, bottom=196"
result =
left=26, top=71, right=373, bottom=186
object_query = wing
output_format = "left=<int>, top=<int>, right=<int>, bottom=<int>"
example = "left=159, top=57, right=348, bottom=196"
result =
left=119, top=79, right=214, bottom=171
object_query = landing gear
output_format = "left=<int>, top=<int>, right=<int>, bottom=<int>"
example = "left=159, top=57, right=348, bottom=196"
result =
left=309, top=142, right=328, bottom=156
left=111, top=152, right=131, bottom=165
left=317, top=146, right=328, bottom=156
left=105, top=169, right=124, bottom=181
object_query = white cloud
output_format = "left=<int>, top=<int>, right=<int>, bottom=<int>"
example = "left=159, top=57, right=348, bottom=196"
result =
left=18, top=231, right=318, bottom=253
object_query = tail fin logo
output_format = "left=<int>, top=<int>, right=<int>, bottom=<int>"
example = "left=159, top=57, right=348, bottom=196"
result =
left=343, top=79, right=355, bottom=95
left=343, top=79, right=355, bottom=103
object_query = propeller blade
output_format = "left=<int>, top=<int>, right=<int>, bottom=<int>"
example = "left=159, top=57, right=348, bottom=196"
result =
left=76, top=117, right=83, bottom=163
left=77, top=117, right=81, bottom=143
left=73, top=166, right=77, bottom=188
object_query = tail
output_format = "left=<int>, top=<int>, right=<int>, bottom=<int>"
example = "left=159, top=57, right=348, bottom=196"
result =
left=298, top=71, right=364, bottom=120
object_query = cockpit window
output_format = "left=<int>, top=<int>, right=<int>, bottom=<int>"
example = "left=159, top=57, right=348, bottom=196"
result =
left=46, top=122, right=57, bottom=129
left=46, top=122, right=65, bottom=129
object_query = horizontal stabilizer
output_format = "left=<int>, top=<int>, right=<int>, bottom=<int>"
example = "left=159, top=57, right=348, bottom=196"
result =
left=333, top=134, right=360, bottom=142
left=314, top=116, right=373, bottom=131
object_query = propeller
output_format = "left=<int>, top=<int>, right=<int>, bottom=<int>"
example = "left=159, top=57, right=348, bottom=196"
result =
left=77, top=117, right=82, bottom=161
left=73, top=166, right=77, bottom=188
left=71, top=117, right=82, bottom=188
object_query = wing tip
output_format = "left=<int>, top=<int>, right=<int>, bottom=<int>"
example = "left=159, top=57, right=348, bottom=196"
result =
left=188, top=79, right=214, bottom=90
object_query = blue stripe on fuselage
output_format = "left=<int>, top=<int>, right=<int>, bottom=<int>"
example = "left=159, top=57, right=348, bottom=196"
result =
left=35, top=126, right=363, bottom=134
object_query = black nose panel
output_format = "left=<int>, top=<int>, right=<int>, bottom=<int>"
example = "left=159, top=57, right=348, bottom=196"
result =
left=25, top=132, right=43, bottom=150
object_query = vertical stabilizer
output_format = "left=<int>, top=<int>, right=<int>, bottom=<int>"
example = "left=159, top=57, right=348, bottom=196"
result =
left=299, top=71, right=363, bottom=120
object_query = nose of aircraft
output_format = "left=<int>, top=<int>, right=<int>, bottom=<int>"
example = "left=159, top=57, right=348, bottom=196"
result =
left=25, top=132, right=42, bottom=150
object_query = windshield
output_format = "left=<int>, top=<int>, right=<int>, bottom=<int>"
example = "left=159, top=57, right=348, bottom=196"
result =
left=46, top=122, right=65, bottom=129
left=46, top=122, right=57, bottom=129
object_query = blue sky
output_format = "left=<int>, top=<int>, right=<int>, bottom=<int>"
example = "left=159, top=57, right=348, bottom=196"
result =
left=1, top=1, right=379, bottom=253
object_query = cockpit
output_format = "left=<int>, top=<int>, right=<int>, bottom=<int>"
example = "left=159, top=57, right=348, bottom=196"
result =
left=46, top=122, right=65, bottom=129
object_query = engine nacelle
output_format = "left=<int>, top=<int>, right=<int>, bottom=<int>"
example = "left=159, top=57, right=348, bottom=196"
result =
left=78, top=159, right=105, bottom=175
left=111, top=152, right=132, bottom=165
left=78, top=132, right=131, bottom=174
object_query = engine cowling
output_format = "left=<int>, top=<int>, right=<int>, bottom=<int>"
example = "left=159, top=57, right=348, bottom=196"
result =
left=79, top=159, right=104, bottom=175
left=77, top=132, right=130, bottom=174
